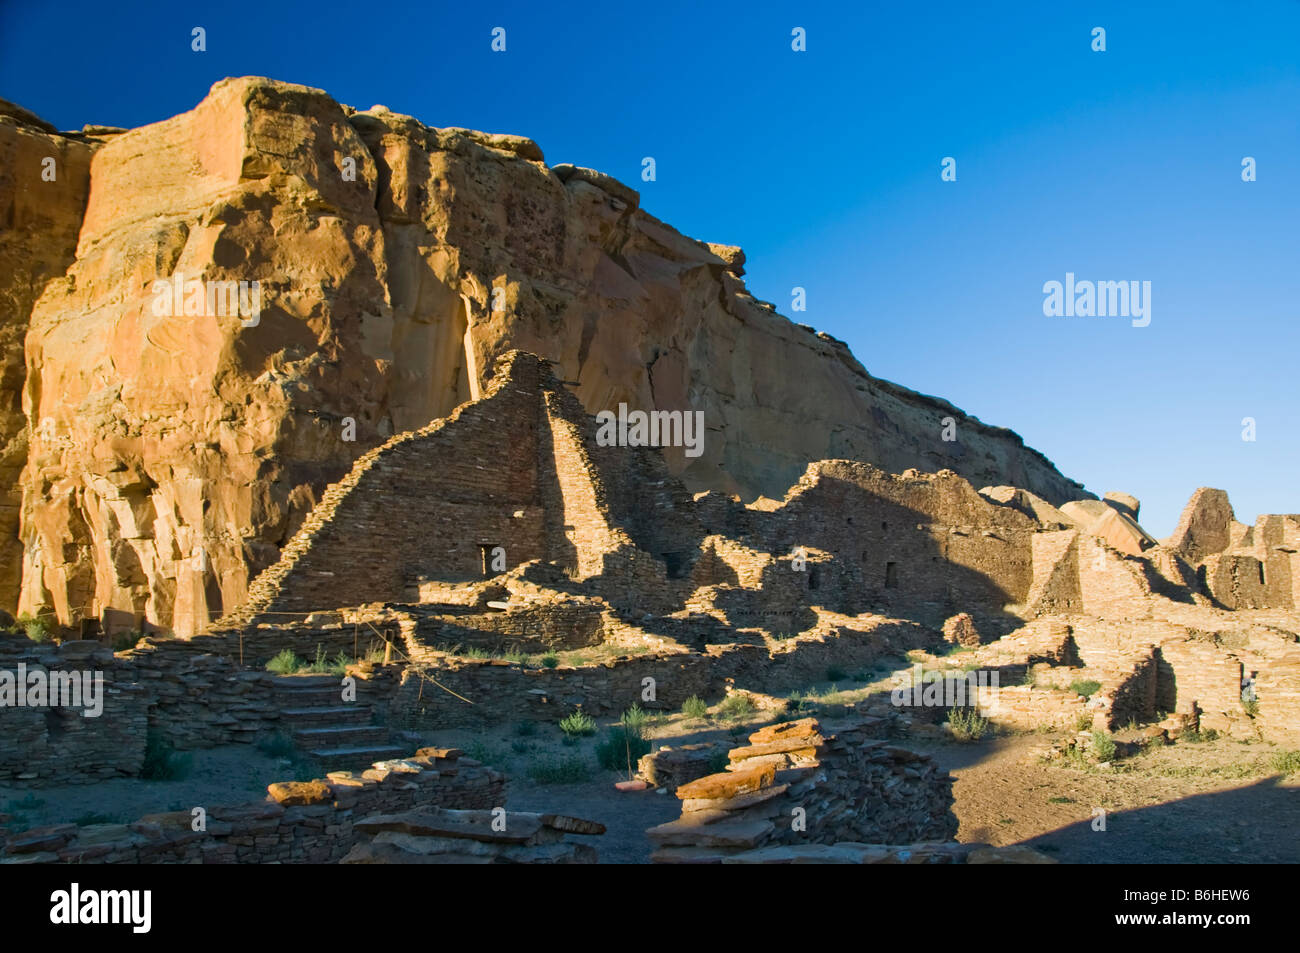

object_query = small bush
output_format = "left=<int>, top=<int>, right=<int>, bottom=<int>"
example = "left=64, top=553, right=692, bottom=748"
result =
left=785, top=691, right=817, bottom=715
left=1075, top=712, right=1095, bottom=731
left=707, top=750, right=731, bottom=774
left=73, top=812, right=124, bottom=826
left=559, top=710, right=596, bottom=737
left=947, top=707, right=990, bottom=742
left=1020, top=668, right=1037, bottom=687
left=266, top=649, right=301, bottom=675
left=595, top=725, right=652, bottom=772
left=1242, top=696, right=1260, bottom=718
left=718, top=694, right=755, bottom=721
left=1090, top=730, right=1117, bottom=762
left=540, top=653, right=560, bottom=669
left=15, top=613, right=51, bottom=643
left=681, top=695, right=709, bottom=720
left=621, top=703, right=649, bottom=734
left=140, top=731, right=192, bottom=781
left=1270, top=751, right=1300, bottom=775
left=1069, top=679, right=1102, bottom=699
left=514, top=720, right=537, bottom=738
left=111, top=629, right=145, bottom=653
left=527, top=755, right=591, bottom=784
left=5, top=793, right=44, bottom=812
left=304, top=644, right=335, bottom=674
left=1184, top=728, right=1219, bottom=743
left=510, top=739, right=532, bottom=755
left=825, top=665, right=849, bottom=682
left=257, top=732, right=297, bottom=759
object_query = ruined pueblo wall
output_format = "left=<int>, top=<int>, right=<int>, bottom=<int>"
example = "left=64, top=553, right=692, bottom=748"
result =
left=235, top=352, right=547, bottom=621
left=747, top=462, right=1040, bottom=620
left=7, top=76, right=1087, bottom=632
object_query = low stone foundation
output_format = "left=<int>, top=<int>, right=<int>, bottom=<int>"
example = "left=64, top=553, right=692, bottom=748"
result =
left=0, top=748, right=505, bottom=864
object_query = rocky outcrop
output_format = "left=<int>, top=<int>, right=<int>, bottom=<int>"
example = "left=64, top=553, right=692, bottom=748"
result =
left=8, top=77, right=1087, bottom=633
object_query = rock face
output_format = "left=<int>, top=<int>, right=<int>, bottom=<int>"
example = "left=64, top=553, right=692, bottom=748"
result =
left=0, top=101, right=99, bottom=619
left=7, top=77, right=1088, bottom=634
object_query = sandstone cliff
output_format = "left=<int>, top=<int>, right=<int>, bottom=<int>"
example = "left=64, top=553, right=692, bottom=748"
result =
left=6, top=77, right=1088, bottom=634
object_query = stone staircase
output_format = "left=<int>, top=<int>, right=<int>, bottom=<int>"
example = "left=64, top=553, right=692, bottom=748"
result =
left=271, top=675, right=404, bottom=772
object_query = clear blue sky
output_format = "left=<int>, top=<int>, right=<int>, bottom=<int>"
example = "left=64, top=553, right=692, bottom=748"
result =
left=2, top=1, right=1297, bottom=536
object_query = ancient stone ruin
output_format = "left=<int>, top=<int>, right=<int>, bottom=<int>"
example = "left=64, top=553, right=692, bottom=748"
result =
left=1, top=77, right=1297, bottom=868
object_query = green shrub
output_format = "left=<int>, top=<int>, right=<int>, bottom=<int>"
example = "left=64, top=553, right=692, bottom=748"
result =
left=1069, top=679, right=1102, bottom=699
left=558, top=710, right=596, bottom=737
left=621, top=703, right=649, bottom=734
left=73, top=812, right=124, bottom=826
left=527, top=755, right=591, bottom=784
left=5, top=793, right=44, bottom=812
left=15, top=613, right=51, bottom=643
left=257, top=732, right=297, bottom=759
left=825, top=665, right=849, bottom=682
left=718, top=694, right=755, bottom=720
left=946, top=707, right=990, bottom=742
left=1090, top=730, right=1117, bottom=762
left=510, top=739, right=531, bottom=755
left=1270, top=750, right=1300, bottom=775
left=266, top=649, right=301, bottom=675
left=514, top=720, right=537, bottom=738
left=1076, top=712, right=1095, bottom=731
left=111, top=630, right=145, bottom=653
left=140, top=731, right=192, bottom=781
left=304, top=644, right=334, bottom=674
left=707, top=750, right=731, bottom=774
left=1184, top=727, right=1219, bottom=743
left=595, top=725, right=652, bottom=772
left=540, top=653, right=560, bottom=669
left=681, top=695, right=709, bottom=720
left=1242, top=696, right=1260, bottom=718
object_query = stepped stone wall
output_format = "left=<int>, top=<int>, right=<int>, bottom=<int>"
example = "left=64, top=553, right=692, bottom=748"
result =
left=0, top=628, right=398, bottom=785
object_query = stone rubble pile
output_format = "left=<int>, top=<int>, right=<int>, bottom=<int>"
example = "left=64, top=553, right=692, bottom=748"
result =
left=648, top=717, right=956, bottom=863
left=635, top=743, right=724, bottom=792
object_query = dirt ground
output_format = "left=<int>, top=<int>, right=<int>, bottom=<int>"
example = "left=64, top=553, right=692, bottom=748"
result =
left=0, top=745, right=298, bottom=830
left=920, top=730, right=1300, bottom=864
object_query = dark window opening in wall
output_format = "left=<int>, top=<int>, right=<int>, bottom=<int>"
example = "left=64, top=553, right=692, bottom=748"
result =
left=480, top=544, right=502, bottom=576
left=846, top=517, right=853, bottom=526
left=1259, top=563, right=1266, bottom=586
left=663, top=551, right=689, bottom=580
left=881, top=522, right=888, bottom=532
left=809, top=566, right=820, bottom=590
left=885, top=562, right=898, bottom=588
left=861, top=550, right=869, bottom=562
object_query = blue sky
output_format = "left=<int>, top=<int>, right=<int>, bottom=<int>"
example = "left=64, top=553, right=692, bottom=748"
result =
left=2, top=1, right=1296, bottom=536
